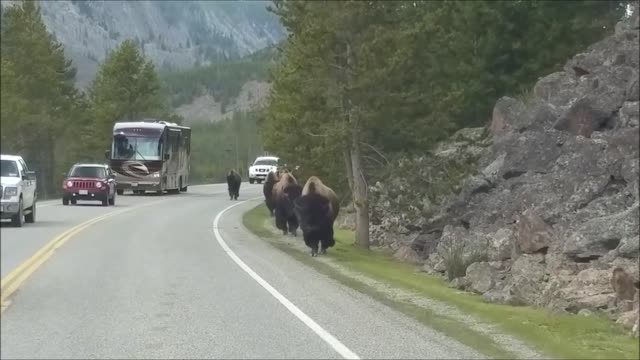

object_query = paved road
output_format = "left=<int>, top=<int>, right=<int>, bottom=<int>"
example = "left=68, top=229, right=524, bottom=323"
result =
left=1, top=183, right=482, bottom=359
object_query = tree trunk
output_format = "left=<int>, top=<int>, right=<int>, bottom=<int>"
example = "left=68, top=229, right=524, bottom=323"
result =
left=349, top=128, right=370, bottom=249
left=339, top=40, right=370, bottom=249
left=343, top=148, right=354, bottom=194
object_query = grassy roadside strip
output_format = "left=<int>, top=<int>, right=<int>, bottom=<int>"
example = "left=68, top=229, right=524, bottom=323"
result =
left=243, top=204, right=639, bottom=360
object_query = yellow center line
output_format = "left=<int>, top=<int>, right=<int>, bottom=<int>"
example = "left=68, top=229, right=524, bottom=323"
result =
left=0, top=198, right=173, bottom=315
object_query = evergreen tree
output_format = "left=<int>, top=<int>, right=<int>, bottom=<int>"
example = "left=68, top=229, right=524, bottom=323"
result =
left=0, top=0, right=79, bottom=197
left=89, top=39, right=167, bottom=154
left=261, top=0, right=626, bottom=249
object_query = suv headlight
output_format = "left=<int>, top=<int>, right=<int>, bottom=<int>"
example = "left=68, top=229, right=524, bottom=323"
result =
left=4, top=187, right=17, bottom=197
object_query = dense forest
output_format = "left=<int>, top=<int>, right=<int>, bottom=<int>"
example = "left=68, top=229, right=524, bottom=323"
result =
left=0, top=1, right=273, bottom=195
left=189, top=110, right=264, bottom=183
left=0, top=1, right=177, bottom=198
left=159, top=46, right=277, bottom=110
left=260, top=0, right=628, bottom=248
left=159, top=46, right=276, bottom=184
left=0, top=0, right=629, bottom=220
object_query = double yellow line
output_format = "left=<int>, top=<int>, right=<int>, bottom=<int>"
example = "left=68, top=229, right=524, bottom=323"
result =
left=0, top=200, right=165, bottom=314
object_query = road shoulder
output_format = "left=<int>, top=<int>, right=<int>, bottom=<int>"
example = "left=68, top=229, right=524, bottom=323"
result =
left=243, top=203, right=640, bottom=360
left=220, top=198, right=485, bottom=359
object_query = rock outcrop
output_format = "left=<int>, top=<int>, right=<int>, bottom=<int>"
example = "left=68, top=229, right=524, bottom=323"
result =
left=0, top=0, right=284, bottom=88
left=370, top=9, right=640, bottom=336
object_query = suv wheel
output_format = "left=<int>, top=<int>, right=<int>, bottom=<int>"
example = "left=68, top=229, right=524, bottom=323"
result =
left=249, top=178, right=255, bottom=184
left=63, top=197, right=69, bottom=205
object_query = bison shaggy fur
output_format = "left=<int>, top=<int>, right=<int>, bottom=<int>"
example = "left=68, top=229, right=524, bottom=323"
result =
left=272, top=172, right=302, bottom=236
left=226, top=170, right=241, bottom=200
left=263, top=170, right=279, bottom=216
left=295, top=176, right=339, bottom=256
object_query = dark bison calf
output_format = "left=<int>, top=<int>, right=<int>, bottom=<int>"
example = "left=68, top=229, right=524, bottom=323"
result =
left=226, top=170, right=241, bottom=200
left=272, top=172, right=302, bottom=236
left=295, top=176, right=339, bottom=257
left=263, top=170, right=279, bottom=216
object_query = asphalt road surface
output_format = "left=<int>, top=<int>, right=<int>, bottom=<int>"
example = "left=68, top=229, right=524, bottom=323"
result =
left=1, top=183, right=482, bottom=359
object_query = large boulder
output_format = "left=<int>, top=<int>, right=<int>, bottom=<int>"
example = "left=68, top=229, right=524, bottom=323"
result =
left=553, top=97, right=609, bottom=137
left=563, top=204, right=639, bottom=261
left=557, top=268, right=618, bottom=312
left=465, top=262, right=500, bottom=294
left=490, top=97, right=528, bottom=137
left=393, top=245, right=423, bottom=265
left=515, top=209, right=553, bottom=255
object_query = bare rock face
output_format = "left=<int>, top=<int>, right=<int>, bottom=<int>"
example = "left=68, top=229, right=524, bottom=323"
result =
left=516, top=210, right=553, bottom=255
left=563, top=205, right=639, bottom=261
left=490, top=97, right=528, bottom=137
left=487, top=227, right=513, bottom=261
left=618, top=101, right=639, bottom=127
left=367, top=9, right=640, bottom=335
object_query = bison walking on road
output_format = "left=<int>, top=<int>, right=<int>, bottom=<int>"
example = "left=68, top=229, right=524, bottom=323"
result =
left=263, top=170, right=279, bottom=216
left=226, top=170, right=241, bottom=200
left=272, top=171, right=302, bottom=236
left=294, top=176, right=339, bottom=257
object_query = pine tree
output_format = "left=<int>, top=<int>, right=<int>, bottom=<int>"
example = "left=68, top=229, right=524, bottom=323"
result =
left=261, top=0, right=625, bottom=249
left=0, top=0, right=79, bottom=196
left=89, top=39, right=167, bottom=153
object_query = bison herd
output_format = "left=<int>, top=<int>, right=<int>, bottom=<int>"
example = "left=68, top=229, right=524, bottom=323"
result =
left=226, top=168, right=339, bottom=257
left=265, top=170, right=339, bottom=257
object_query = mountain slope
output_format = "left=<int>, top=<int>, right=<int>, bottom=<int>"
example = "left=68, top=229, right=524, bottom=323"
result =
left=1, top=0, right=284, bottom=88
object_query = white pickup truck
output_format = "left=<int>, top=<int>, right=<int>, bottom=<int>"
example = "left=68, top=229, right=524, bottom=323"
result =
left=1, top=154, right=37, bottom=227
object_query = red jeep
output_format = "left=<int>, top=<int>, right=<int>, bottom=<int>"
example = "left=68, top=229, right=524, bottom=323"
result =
left=62, top=163, right=116, bottom=206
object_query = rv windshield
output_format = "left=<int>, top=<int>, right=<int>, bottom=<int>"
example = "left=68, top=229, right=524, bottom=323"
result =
left=113, top=135, right=162, bottom=161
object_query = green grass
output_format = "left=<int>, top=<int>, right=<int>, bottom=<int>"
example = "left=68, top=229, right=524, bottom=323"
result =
left=243, top=204, right=640, bottom=360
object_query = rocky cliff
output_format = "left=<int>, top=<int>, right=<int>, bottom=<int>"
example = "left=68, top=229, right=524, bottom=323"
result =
left=370, top=8, right=640, bottom=336
left=0, top=0, right=284, bottom=88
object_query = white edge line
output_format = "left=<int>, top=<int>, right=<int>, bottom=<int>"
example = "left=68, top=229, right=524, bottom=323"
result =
left=213, top=196, right=361, bottom=360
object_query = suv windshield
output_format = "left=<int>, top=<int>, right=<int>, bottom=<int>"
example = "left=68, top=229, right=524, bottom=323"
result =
left=1, top=160, right=20, bottom=177
left=254, top=159, right=278, bottom=166
left=70, top=166, right=106, bottom=178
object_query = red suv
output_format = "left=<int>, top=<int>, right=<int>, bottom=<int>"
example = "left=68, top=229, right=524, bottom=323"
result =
left=62, top=163, right=117, bottom=206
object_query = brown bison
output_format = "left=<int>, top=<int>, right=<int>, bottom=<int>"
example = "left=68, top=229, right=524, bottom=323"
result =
left=294, top=176, right=339, bottom=256
left=226, top=169, right=241, bottom=200
left=272, top=172, right=302, bottom=236
left=263, top=170, right=280, bottom=216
